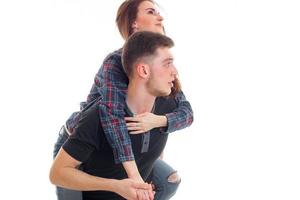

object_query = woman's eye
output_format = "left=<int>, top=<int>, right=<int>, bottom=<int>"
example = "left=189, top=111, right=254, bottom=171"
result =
left=148, top=10, right=154, bottom=15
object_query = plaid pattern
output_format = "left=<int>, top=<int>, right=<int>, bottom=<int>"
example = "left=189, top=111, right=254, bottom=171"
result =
left=66, top=49, right=193, bottom=163
left=164, top=91, right=194, bottom=133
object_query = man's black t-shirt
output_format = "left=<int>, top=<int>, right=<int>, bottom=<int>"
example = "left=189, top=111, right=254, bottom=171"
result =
left=63, top=97, right=177, bottom=200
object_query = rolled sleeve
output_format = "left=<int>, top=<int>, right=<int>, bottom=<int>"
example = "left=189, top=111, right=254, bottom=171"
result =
left=161, top=91, right=194, bottom=134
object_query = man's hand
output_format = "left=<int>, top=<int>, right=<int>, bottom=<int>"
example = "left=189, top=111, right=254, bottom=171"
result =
left=125, top=113, right=167, bottom=134
left=130, top=176, right=154, bottom=200
left=136, top=188, right=155, bottom=200
left=114, top=179, right=154, bottom=200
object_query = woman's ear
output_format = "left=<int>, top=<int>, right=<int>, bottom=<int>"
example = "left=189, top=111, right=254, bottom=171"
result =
left=132, top=22, right=138, bottom=32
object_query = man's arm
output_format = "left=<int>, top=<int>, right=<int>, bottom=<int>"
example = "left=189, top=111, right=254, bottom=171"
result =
left=50, top=148, right=116, bottom=191
left=49, top=148, right=152, bottom=199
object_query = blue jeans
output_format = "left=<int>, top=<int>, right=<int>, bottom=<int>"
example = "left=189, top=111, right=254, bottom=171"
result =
left=53, top=126, right=180, bottom=200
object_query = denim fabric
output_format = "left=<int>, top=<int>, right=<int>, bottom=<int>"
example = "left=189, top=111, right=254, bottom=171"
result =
left=151, top=159, right=181, bottom=200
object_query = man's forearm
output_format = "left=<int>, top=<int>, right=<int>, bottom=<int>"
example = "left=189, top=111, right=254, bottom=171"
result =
left=50, top=165, right=116, bottom=191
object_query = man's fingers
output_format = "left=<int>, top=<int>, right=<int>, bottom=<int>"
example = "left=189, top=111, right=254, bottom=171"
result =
left=147, top=189, right=154, bottom=200
left=133, top=182, right=151, bottom=190
left=136, top=189, right=149, bottom=200
left=136, top=190, right=143, bottom=200
left=143, top=190, right=150, bottom=200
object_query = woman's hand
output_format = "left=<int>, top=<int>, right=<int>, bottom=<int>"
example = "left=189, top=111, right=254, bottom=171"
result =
left=125, top=113, right=167, bottom=134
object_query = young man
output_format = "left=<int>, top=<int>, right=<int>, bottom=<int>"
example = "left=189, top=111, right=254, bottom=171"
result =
left=50, top=31, right=179, bottom=200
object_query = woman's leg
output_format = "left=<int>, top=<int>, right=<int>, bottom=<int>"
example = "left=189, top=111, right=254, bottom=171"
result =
left=150, top=159, right=181, bottom=200
left=53, top=126, right=83, bottom=200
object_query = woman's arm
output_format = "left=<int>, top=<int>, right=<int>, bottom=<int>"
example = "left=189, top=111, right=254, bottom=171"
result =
left=163, top=90, right=194, bottom=133
left=125, top=90, right=193, bottom=134
left=90, top=51, right=147, bottom=182
left=93, top=51, right=134, bottom=164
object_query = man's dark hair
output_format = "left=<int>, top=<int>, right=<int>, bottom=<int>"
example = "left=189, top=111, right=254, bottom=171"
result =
left=122, top=31, right=174, bottom=78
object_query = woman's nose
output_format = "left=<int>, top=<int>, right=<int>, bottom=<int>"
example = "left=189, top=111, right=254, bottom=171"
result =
left=157, top=13, right=164, bottom=21
left=172, top=66, right=178, bottom=76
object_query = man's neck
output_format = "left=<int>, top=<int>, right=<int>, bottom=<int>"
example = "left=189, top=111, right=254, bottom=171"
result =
left=126, top=81, right=156, bottom=115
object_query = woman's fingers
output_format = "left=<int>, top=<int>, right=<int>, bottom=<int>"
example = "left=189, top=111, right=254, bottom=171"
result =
left=126, top=123, right=148, bottom=134
left=129, top=130, right=145, bottom=134
left=126, top=122, right=140, bottom=127
left=126, top=123, right=142, bottom=130
left=125, top=117, right=140, bottom=122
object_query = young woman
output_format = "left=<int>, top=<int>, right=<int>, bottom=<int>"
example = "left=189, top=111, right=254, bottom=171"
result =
left=53, top=1, right=193, bottom=199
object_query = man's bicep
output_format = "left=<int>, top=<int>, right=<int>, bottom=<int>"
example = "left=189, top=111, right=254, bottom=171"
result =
left=54, top=148, right=82, bottom=169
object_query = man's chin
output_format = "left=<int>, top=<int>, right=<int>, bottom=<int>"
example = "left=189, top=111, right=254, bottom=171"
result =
left=160, top=90, right=171, bottom=97
left=150, top=87, right=172, bottom=97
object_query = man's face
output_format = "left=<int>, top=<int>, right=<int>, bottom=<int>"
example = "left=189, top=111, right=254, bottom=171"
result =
left=146, top=47, right=177, bottom=96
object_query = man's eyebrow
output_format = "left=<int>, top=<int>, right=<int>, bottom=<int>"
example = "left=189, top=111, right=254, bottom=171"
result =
left=163, top=57, right=174, bottom=63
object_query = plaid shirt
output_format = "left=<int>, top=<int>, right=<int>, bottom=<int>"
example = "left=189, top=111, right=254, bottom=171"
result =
left=66, top=49, right=193, bottom=164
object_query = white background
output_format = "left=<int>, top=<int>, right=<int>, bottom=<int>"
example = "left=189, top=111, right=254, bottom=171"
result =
left=0, top=0, right=300, bottom=199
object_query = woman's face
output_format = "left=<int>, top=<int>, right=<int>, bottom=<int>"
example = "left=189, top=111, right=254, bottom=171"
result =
left=132, top=1, right=164, bottom=34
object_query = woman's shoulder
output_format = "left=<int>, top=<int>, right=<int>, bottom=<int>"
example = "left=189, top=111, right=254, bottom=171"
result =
left=103, top=48, right=123, bottom=63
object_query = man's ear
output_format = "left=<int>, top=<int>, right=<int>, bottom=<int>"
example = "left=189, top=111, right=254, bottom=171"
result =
left=136, top=64, right=150, bottom=78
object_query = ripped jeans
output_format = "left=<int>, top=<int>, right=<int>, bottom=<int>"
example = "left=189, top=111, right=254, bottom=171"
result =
left=53, top=126, right=181, bottom=200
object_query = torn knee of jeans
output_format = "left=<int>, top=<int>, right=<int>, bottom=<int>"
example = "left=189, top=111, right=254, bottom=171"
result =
left=167, top=172, right=181, bottom=183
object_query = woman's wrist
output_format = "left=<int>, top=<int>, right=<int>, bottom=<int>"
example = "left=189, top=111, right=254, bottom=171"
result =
left=155, top=115, right=167, bottom=128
